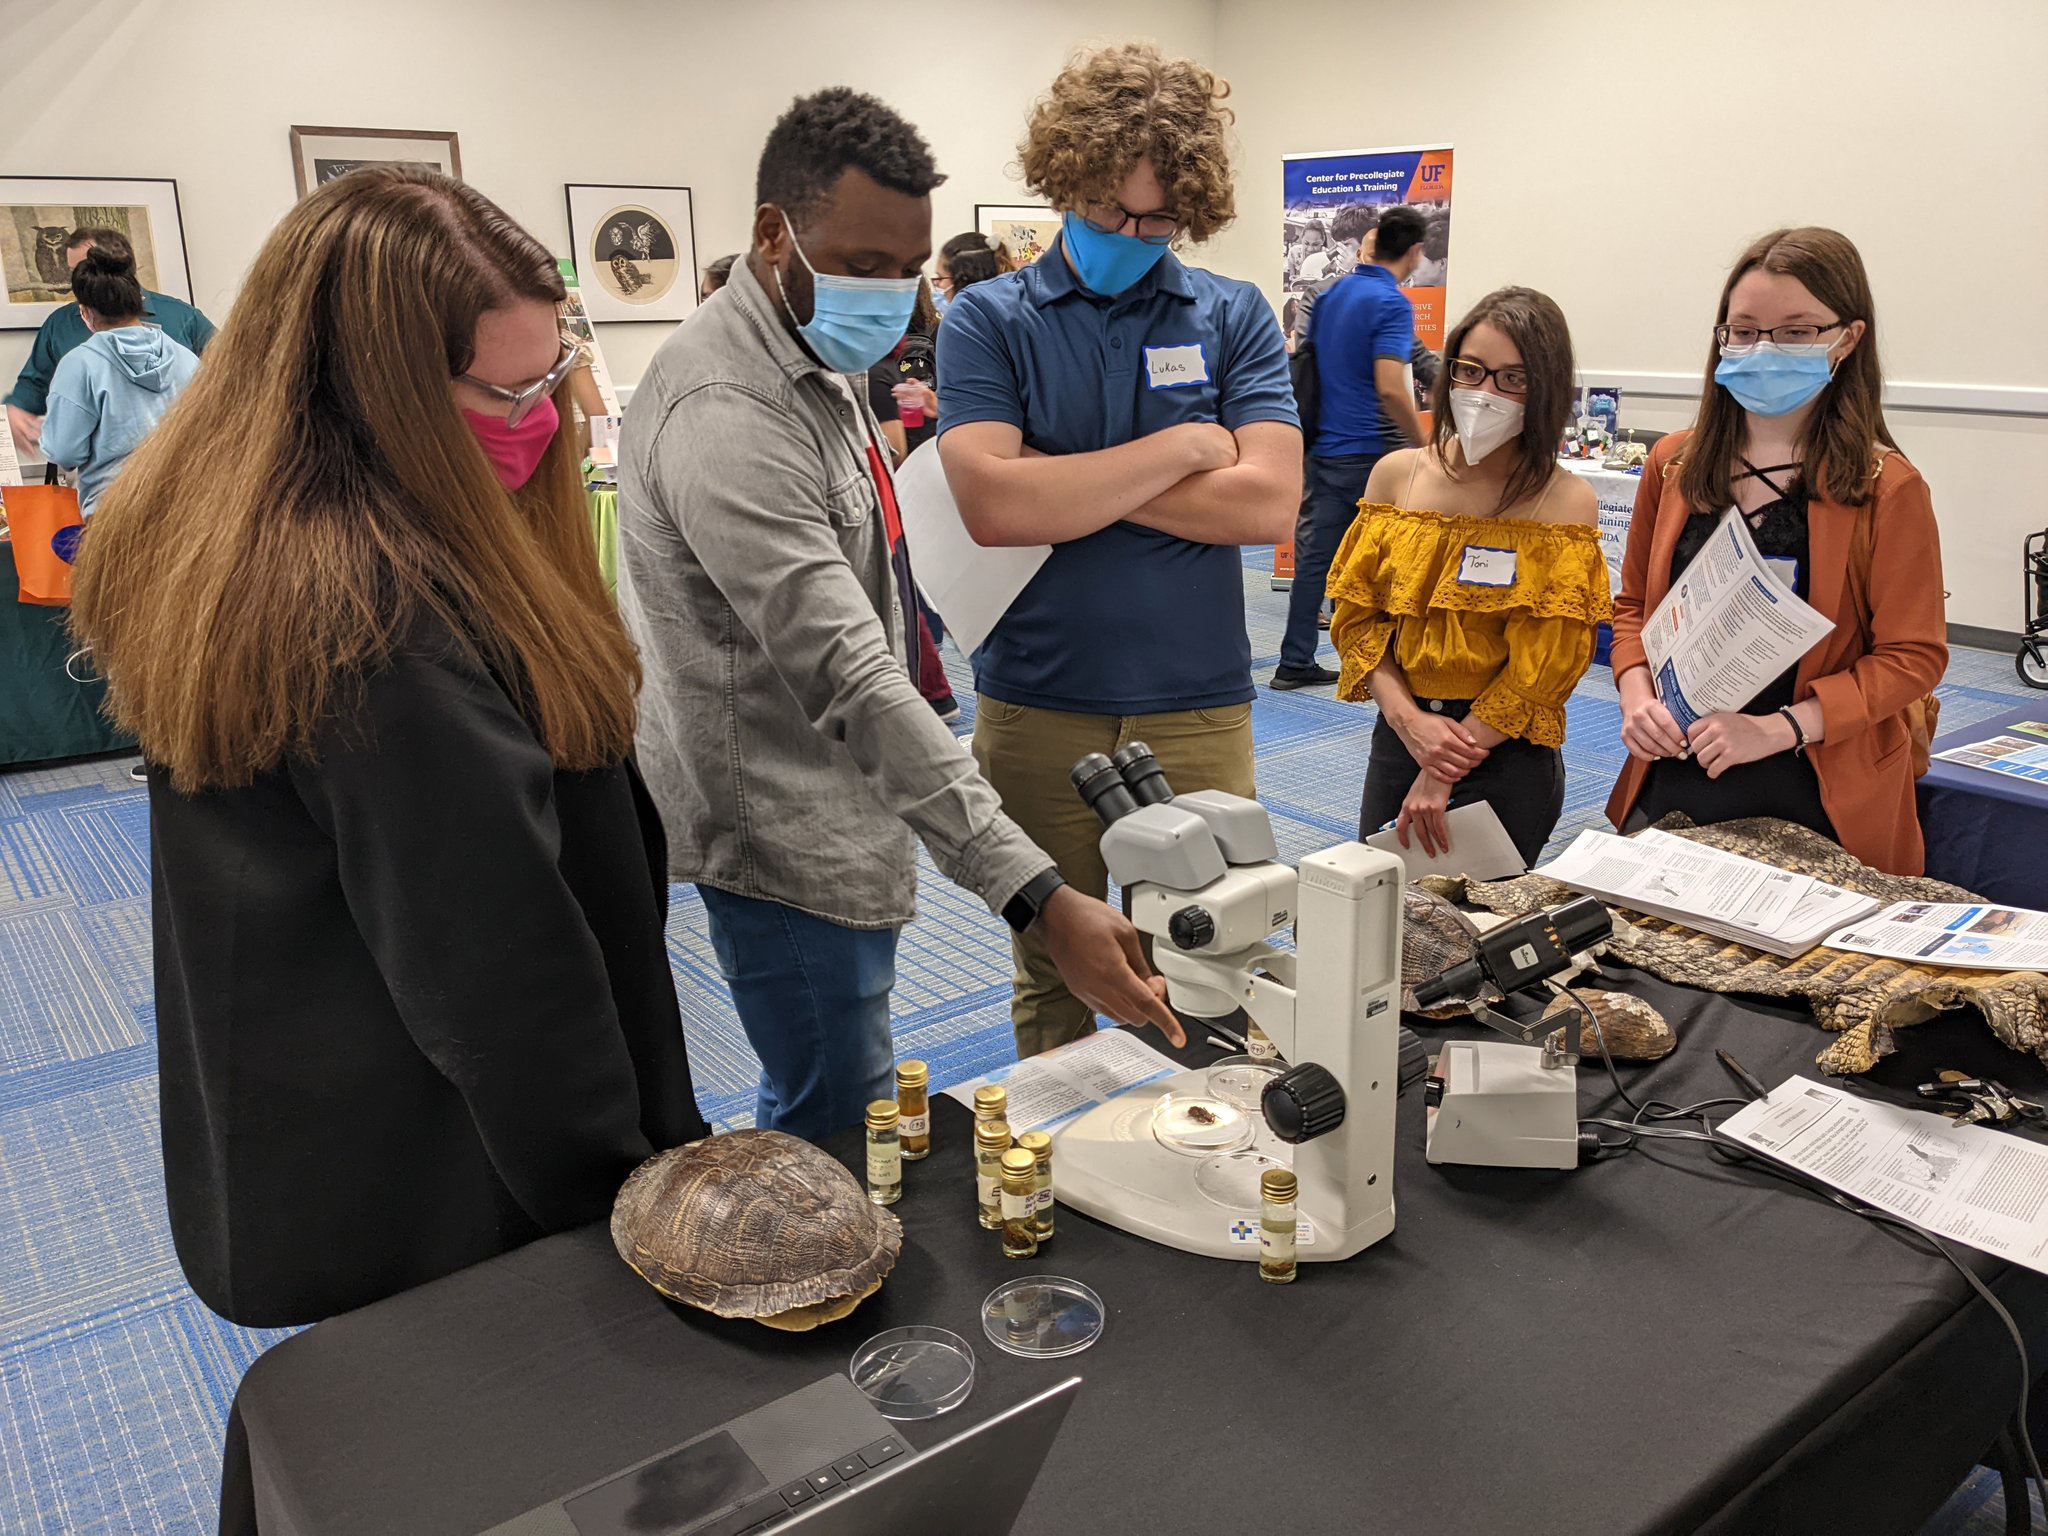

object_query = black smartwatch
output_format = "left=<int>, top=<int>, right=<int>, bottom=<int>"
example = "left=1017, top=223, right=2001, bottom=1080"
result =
left=1003, top=868, right=1067, bottom=933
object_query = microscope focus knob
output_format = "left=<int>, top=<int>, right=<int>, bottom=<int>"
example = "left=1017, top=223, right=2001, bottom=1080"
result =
left=1167, top=905, right=1215, bottom=951
left=1262, top=1063, right=1346, bottom=1144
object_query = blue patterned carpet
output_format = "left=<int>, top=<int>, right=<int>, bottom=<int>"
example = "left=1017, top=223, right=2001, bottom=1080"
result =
left=2, top=550, right=2041, bottom=1532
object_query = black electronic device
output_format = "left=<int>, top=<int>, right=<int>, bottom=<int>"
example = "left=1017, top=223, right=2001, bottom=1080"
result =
left=478, top=1374, right=1077, bottom=1536
left=1408, top=897, right=1611, bottom=1011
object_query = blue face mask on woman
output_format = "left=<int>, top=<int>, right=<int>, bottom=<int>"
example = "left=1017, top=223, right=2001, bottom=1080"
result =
left=775, top=214, right=921, bottom=373
left=1713, top=340, right=1839, bottom=417
left=1060, top=210, right=1170, bottom=296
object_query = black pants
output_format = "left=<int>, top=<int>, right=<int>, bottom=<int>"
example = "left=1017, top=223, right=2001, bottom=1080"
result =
left=1358, top=701, right=1566, bottom=868
left=1630, top=751, right=1837, bottom=842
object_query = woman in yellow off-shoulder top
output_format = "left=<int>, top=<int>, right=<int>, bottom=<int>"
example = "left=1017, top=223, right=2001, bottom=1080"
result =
left=1328, top=287, right=1610, bottom=866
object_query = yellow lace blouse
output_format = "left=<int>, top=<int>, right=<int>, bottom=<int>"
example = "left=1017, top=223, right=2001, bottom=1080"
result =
left=1328, top=502, right=1613, bottom=749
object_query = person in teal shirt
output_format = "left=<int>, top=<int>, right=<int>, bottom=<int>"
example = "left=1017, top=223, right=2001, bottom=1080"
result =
left=38, top=245, right=200, bottom=516
left=5, top=226, right=213, bottom=463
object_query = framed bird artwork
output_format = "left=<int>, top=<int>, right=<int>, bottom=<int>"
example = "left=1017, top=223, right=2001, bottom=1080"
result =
left=565, top=184, right=698, bottom=325
left=0, top=176, right=194, bottom=331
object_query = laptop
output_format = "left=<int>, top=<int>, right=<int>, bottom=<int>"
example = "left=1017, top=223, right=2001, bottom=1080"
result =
left=482, top=1374, right=1079, bottom=1536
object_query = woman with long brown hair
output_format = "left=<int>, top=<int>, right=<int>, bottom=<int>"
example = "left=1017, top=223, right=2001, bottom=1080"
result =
left=1608, top=227, right=1947, bottom=875
left=1328, top=287, right=1609, bottom=865
left=71, top=166, right=708, bottom=1328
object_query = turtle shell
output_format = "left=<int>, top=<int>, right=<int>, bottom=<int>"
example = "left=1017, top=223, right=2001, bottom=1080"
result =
left=611, top=1129, right=903, bottom=1331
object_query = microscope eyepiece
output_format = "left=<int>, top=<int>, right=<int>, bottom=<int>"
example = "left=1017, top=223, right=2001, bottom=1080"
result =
left=1072, top=753, right=1141, bottom=826
left=1111, top=742, right=1174, bottom=807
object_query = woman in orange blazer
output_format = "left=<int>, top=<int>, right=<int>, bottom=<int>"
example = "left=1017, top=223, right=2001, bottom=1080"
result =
left=1607, top=227, right=1946, bottom=876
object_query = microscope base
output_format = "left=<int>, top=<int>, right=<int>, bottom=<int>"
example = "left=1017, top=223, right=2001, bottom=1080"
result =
left=1052, top=1068, right=1395, bottom=1262
left=1425, top=1039, right=1580, bottom=1170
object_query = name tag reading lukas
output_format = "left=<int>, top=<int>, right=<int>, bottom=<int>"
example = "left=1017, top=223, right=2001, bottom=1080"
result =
left=1457, top=545, right=1517, bottom=587
left=1144, top=343, right=1209, bottom=390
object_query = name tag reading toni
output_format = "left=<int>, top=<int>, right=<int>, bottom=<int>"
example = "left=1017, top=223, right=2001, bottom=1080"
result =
left=1144, top=343, right=1209, bottom=389
left=1457, top=545, right=1517, bottom=587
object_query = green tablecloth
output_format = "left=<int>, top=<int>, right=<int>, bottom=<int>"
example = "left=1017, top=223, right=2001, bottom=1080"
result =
left=587, top=486, right=617, bottom=598
left=0, top=542, right=134, bottom=767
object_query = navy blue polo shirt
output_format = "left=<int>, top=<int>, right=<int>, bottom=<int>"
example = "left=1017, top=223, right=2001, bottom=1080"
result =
left=1310, top=264, right=1415, bottom=457
left=936, top=239, right=1296, bottom=714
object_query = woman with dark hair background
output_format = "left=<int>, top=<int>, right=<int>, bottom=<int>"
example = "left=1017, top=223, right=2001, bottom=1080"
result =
left=1328, top=286, right=1608, bottom=865
left=38, top=244, right=199, bottom=516
left=70, top=166, right=708, bottom=1328
left=1608, top=226, right=1946, bottom=875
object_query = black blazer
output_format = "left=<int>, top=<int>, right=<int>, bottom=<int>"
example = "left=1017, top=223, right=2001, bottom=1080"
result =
left=149, top=617, right=708, bottom=1327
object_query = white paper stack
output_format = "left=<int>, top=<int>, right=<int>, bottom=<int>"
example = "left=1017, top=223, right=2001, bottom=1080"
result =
left=1536, top=827, right=1878, bottom=958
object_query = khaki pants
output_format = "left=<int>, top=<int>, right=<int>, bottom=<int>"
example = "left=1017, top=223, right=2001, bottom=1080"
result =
left=972, top=697, right=1256, bottom=1058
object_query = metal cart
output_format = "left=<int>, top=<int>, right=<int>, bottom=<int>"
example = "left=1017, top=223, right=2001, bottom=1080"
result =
left=2023, top=529, right=2048, bottom=689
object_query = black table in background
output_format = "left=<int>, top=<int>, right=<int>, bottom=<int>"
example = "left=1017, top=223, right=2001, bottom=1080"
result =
left=220, top=974, right=2048, bottom=1536
left=1918, top=703, right=2048, bottom=909
left=0, top=540, right=133, bottom=766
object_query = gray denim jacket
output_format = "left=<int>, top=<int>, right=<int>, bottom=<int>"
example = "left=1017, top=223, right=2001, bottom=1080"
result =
left=617, top=258, right=1052, bottom=929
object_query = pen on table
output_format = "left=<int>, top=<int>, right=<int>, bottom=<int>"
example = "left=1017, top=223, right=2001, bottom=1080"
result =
left=1716, top=1049, right=1770, bottom=1102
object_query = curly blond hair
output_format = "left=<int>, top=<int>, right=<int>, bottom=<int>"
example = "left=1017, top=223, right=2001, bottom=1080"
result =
left=1020, top=43, right=1236, bottom=244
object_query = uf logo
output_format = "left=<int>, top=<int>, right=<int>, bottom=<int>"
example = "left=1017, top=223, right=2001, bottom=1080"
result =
left=1419, top=164, right=1444, bottom=185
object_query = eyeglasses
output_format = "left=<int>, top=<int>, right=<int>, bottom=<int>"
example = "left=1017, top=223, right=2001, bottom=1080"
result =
left=1447, top=357, right=1528, bottom=397
left=1077, top=203, right=1179, bottom=245
left=1714, top=320, right=1846, bottom=350
left=458, top=335, right=581, bottom=427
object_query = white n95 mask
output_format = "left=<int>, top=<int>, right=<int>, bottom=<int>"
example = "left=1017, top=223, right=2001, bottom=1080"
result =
left=1449, top=387, right=1526, bottom=466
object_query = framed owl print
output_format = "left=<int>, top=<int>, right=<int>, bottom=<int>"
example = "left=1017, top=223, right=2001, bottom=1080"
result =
left=0, top=176, right=194, bottom=330
left=565, top=184, right=698, bottom=325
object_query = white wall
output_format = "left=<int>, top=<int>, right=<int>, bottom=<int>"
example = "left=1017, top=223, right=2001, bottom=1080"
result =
left=1207, top=0, right=2048, bottom=631
left=9, top=0, right=2047, bottom=629
left=1, top=0, right=1215, bottom=393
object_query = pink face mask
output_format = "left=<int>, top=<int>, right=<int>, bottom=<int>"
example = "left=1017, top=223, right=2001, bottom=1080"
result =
left=462, top=396, right=559, bottom=491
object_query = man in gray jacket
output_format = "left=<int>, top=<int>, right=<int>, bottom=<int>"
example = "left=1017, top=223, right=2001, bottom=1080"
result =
left=618, top=89, right=1180, bottom=1139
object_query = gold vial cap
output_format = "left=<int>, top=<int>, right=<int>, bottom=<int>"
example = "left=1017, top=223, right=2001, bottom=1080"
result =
left=1261, top=1168, right=1298, bottom=1202
left=895, top=1060, right=928, bottom=1088
left=975, top=1117, right=1012, bottom=1147
left=1000, top=1147, right=1037, bottom=1179
left=973, top=1084, right=1008, bottom=1117
left=1017, top=1131, right=1052, bottom=1166
left=866, top=1101, right=900, bottom=1129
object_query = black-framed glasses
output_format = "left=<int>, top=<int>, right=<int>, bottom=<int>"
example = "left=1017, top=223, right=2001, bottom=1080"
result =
left=1077, top=203, right=1179, bottom=245
left=458, top=334, right=581, bottom=427
left=1447, top=357, right=1528, bottom=397
left=1714, top=320, right=1846, bottom=350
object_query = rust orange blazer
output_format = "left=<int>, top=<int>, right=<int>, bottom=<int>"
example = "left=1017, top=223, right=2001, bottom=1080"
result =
left=1606, top=430, right=1947, bottom=876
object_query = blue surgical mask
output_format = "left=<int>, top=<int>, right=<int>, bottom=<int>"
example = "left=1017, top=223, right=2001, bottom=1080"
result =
left=1060, top=210, right=1170, bottom=297
left=775, top=213, right=920, bottom=373
left=1713, top=340, right=1839, bottom=417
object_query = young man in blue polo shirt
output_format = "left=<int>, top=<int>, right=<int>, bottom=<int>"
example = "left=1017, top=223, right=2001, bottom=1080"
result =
left=938, top=42, right=1301, bottom=1057
left=5, top=228, right=214, bottom=465
left=1272, top=205, right=1428, bottom=690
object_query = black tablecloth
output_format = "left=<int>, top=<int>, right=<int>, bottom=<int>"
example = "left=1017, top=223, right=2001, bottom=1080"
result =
left=1918, top=704, right=2048, bottom=909
left=0, top=541, right=133, bottom=766
left=221, top=975, right=2048, bottom=1536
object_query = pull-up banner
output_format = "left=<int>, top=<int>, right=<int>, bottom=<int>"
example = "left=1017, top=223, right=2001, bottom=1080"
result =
left=1282, top=143, right=1453, bottom=350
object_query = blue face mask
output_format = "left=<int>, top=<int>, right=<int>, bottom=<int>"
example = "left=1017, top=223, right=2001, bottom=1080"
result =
left=776, top=214, right=921, bottom=373
left=1060, top=210, right=1170, bottom=296
left=1713, top=340, right=1839, bottom=417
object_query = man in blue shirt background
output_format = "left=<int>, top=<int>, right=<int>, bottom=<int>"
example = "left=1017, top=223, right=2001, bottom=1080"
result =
left=939, top=41, right=1301, bottom=1057
left=1272, top=205, right=1427, bottom=689
left=5, top=226, right=215, bottom=465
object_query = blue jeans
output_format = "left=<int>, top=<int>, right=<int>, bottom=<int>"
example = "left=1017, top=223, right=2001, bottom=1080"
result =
left=698, top=886, right=899, bottom=1140
left=1280, top=452, right=1382, bottom=669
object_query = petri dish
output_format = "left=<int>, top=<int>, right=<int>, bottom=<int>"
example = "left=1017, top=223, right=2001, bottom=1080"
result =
left=849, top=1325, right=977, bottom=1420
left=1207, top=1055, right=1282, bottom=1116
left=1193, top=1149, right=1289, bottom=1212
left=1151, top=1091, right=1254, bottom=1157
left=980, top=1276, right=1106, bottom=1360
